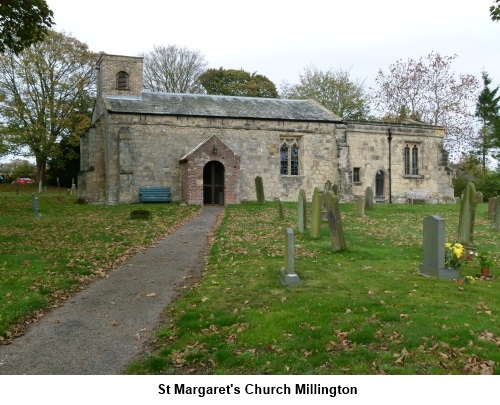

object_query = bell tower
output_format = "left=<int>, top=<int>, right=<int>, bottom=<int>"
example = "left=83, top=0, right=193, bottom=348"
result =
left=95, top=54, right=143, bottom=98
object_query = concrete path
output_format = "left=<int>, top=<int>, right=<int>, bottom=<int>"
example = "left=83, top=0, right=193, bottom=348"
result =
left=0, top=206, right=222, bottom=375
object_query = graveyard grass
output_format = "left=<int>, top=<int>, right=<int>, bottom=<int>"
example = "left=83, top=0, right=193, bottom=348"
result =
left=128, top=201, right=500, bottom=375
left=0, top=185, right=200, bottom=341
left=1, top=185, right=499, bottom=374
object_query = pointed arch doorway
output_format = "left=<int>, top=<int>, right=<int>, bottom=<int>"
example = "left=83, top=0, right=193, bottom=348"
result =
left=203, top=161, right=225, bottom=205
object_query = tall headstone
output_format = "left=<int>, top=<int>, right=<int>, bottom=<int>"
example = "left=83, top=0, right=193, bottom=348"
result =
left=31, top=193, right=41, bottom=218
left=356, top=196, right=365, bottom=217
left=476, top=191, right=483, bottom=204
left=297, top=189, right=307, bottom=233
left=488, top=197, right=497, bottom=219
left=255, top=176, right=265, bottom=204
left=365, top=187, right=374, bottom=210
left=419, top=215, right=458, bottom=279
left=310, top=187, right=322, bottom=239
left=324, top=191, right=347, bottom=251
left=279, top=228, right=301, bottom=286
left=491, top=197, right=500, bottom=231
left=457, top=182, right=477, bottom=246
left=278, top=198, right=284, bottom=219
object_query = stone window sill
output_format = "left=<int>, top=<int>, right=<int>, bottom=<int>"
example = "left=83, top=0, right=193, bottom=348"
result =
left=404, top=175, right=424, bottom=180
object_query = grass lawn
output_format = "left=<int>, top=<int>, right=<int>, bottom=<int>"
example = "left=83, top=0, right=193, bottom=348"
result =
left=126, top=201, right=500, bottom=375
left=1, top=184, right=499, bottom=374
left=0, top=184, right=200, bottom=341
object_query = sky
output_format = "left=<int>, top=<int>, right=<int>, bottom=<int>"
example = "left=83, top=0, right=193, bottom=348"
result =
left=45, top=0, right=500, bottom=90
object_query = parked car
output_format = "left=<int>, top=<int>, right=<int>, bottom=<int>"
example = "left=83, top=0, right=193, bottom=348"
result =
left=12, top=177, right=34, bottom=184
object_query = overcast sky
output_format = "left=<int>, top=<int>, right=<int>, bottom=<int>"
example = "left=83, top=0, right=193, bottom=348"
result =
left=46, top=0, right=500, bottom=90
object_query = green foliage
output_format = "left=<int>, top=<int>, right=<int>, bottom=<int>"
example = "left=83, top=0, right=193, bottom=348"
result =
left=491, top=0, right=500, bottom=21
left=199, top=68, right=278, bottom=98
left=476, top=171, right=500, bottom=200
left=0, top=0, right=54, bottom=54
left=0, top=30, right=96, bottom=183
left=280, top=65, right=369, bottom=119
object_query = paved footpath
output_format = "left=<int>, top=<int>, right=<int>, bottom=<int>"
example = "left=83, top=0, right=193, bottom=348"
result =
left=0, top=206, right=222, bottom=375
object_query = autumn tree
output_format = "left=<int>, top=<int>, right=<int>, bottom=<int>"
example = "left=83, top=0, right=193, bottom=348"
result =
left=0, top=0, right=54, bottom=54
left=142, top=45, right=208, bottom=94
left=475, top=71, right=500, bottom=170
left=0, top=30, right=96, bottom=183
left=491, top=0, right=500, bottom=21
left=371, top=52, right=480, bottom=160
left=199, top=68, right=278, bottom=98
left=280, top=65, right=369, bottom=119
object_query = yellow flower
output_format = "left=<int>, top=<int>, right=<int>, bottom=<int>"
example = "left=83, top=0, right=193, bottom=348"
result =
left=445, top=243, right=452, bottom=249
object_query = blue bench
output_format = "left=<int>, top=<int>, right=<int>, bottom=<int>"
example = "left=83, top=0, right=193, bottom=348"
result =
left=139, top=186, right=172, bottom=203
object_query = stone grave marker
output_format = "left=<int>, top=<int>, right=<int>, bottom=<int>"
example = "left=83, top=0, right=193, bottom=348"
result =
left=32, top=193, right=41, bottom=218
left=278, top=198, right=284, bottom=219
left=356, top=196, right=365, bottom=217
left=457, top=182, right=477, bottom=246
left=491, top=197, right=500, bottom=231
left=324, top=180, right=332, bottom=193
left=297, top=189, right=307, bottom=233
left=365, top=187, right=374, bottom=210
left=279, top=228, right=301, bottom=286
left=419, top=215, right=458, bottom=279
left=476, top=191, right=483, bottom=204
left=488, top=197, right=497, bottom=219
left=332, top=184, right=339, bottom=195
left=310, top=187, right=322, bottom=239
left=255, top=176, right=265, bottom=204
left=324, top=190, right=347, bottom=251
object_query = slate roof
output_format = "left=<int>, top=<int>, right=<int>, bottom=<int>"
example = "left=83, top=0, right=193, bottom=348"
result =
left=103, top=92, right=342, bottom=122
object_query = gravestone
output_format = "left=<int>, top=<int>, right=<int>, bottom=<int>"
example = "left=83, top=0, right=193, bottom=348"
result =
left=310, top=187, right=322, bottom=239
left=488, top=197, right=497, bottom=219
left=356, top=196, right=365, bottom=217
left=324, top=180, right=332, bottom=193
left=324, top=191, right=347, bottom=251
left=365, top=187, right=374, bottom=210
left=476, top=191, right=483, bottom=204
left=419, top=215, right=458, bottom=279
left=491, top=197, right=500, bottom=231
left=332, top=184, right=339, bottom=195
left=255, top=176, right=265, bottom=204
left=71, top=178, right=77, bottom=195
left=31, top=193, right=41, bottom=218
left=278, top=198, right=284, bottom=219
left=457, top=182, right=477, bottom=246
left=297, top=189, right=307, bottom=233
left=279, top=228, right=301, bottom=286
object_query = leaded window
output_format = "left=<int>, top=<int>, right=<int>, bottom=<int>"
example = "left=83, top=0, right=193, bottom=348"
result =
left=280, top=139, right=300, bottom=175
left=404, top=144, right=420, bottom=176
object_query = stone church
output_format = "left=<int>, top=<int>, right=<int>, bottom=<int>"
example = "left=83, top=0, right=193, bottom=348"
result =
left=79, top=54, right=454, bottom=205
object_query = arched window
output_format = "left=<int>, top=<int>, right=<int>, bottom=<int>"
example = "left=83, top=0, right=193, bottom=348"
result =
left=116, top=71, right=129, bottom=90
left=404, top=143, right=421, bottom=176
left=404, top=145, right=410, bottom=175
left=280, top=139, right=300, bottom=175
left=412, top=145, right=419, bottom=175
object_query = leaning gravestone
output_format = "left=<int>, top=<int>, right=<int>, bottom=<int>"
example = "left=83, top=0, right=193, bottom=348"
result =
left=324, top=190, right=347, bottom=251
left=310, top=188, right=322, bottom=239
left=255, top=176, right=265, bottom=204
left=488, top=197, right=497, bottom=219
left=365, top=187, right=374, bottom=210
left=457, top=182, right=477, bottom=246
left=356, top=196, right=365, bottom=217
left=279, top=228, right=301, bottom=286
left=491, top=197, right=500, bottom=231
left=419, top=215, right=458, bottom=279
left=297, top=189, right=307, bottom=233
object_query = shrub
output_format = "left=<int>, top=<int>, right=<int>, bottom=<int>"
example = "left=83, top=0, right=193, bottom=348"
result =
left=130, top=209, right=151, bottom=220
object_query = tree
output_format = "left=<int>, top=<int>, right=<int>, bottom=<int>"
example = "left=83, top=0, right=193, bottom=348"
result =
left=0, top=0, right=54, bottom=54
left=199, top=68, right=278, bottom=98
left=371, top=52, right=480, bottom=161
left=491, top=0, right=500, bottom=21
left=475, top=72, right=500, bottom=170
left=280, top=65, right=369, bottom=119
left=142, top=45, right=208, bottom=94
left=0, top=30, right=96, bottom=184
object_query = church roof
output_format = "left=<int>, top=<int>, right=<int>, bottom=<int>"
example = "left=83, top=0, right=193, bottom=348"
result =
left=102, top=92, right=342, bottom=122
